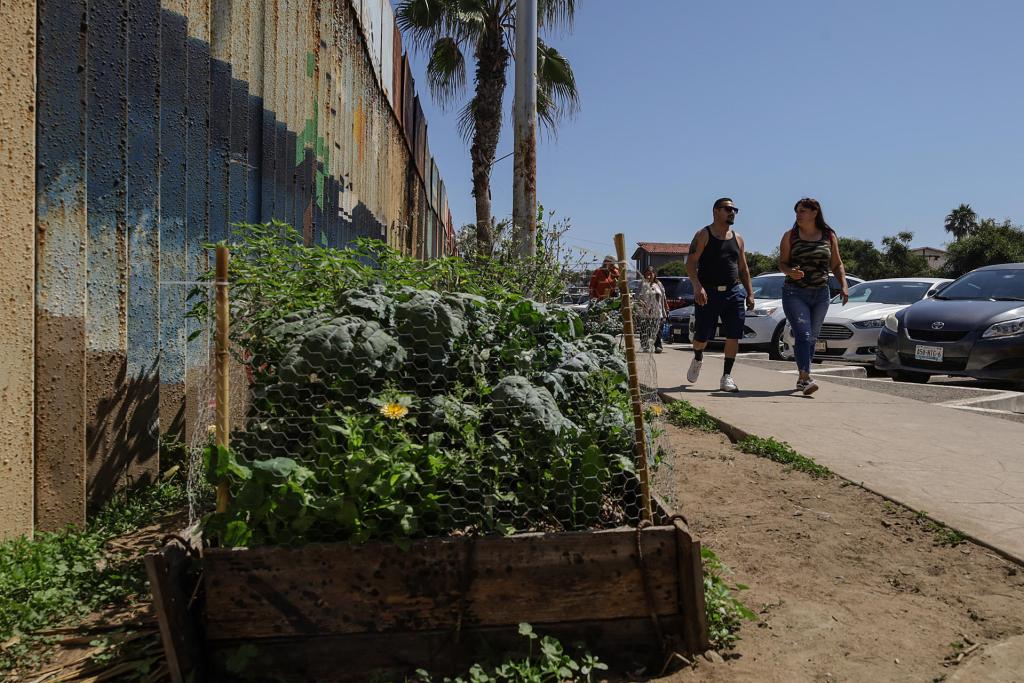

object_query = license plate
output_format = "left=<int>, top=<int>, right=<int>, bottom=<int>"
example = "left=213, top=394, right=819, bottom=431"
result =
left=814, top=341, right=827, bottom=352
left=915, top=345, right=943, bottom=362
left=672, top=327, right=683, bottom=335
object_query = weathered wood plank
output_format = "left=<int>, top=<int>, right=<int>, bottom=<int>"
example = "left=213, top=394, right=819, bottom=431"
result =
left=206, top=616, right=683, bottom=682
left=144, top=539, right=204, bottom=683
left=674, top=519, right=711, bottom=653
left=203, top=526, right=681, bottom=640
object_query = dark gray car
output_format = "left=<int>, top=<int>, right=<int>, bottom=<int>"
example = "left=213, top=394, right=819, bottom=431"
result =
left=875, top=263, right=1024, bottom=383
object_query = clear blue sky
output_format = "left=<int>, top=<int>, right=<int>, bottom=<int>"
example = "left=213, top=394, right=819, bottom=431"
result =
left=408, top=0, right=1024, bottom=264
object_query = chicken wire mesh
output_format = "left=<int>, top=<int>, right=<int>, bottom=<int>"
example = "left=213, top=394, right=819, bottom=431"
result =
left=190, top=233, right=668, bottom=549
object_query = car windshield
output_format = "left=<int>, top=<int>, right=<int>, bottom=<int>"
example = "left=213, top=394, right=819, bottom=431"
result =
left=933, top=269, right=1024, bottom=301
left=750, top=275, right=785, bottom=299
left=659, top=278, right=693, bottom=299
left=835, top=281, right=934, bottom=305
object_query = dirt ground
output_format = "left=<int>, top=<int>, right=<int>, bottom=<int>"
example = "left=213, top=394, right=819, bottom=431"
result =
left=649, top=423, right=1024, bottom=683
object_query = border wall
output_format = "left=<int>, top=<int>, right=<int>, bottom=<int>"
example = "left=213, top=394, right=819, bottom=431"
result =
left=0, top=0, right=455, bottom=538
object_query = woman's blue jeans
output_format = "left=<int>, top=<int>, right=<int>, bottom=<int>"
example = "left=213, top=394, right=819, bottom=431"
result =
left=782, top=284, right=830, bottom=373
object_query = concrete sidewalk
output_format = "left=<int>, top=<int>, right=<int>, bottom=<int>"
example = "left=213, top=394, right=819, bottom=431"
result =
left=655, top=347, right=1024, bottom=564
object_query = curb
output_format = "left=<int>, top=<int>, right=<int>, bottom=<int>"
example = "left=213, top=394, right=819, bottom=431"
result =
left=657, top=391, right=1024, bottom=568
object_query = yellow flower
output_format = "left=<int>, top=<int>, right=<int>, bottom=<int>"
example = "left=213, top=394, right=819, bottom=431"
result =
left=650, top=404, right=664, bottom=417
left=379, top=402, right=409, bottom=420
left=207, top=424, right=217, bottom=436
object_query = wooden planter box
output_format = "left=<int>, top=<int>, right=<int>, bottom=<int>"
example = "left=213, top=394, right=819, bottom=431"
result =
left=147, top=508, right=709, bottom=682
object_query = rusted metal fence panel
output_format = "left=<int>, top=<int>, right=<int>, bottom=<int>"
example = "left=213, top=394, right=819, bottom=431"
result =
left=33, top=0, right=89, bottom=533
left=159, top=0, right=190, bottom=440
left=23, top=0, right=451, bottom=527
left=380, top=0, right=394, bottom=104
left=124, top=0, right=162, bottom=501
left=0, top=0, right=38, bottom=539
left=85, top=0, right=130, bottom=510
left=186, top=0, right=213, bottom=433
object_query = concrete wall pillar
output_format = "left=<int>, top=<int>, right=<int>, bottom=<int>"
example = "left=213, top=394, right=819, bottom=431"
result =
left=0, top=0, right=38, bottom=539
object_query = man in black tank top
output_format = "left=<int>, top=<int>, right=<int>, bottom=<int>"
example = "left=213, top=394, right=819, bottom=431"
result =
left=684, top=198, right=756, bottom=392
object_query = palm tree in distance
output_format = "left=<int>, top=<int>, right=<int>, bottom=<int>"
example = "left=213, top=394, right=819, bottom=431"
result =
left=397, top=0, right=580, bottom=256
left=944, top=204, right=978, bottom=242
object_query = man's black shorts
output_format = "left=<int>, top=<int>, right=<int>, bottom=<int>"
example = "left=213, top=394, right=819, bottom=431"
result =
left=692, top=283, right=746, bottom=341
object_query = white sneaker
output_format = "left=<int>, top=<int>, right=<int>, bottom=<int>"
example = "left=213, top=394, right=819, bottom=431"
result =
left=686, top=357, right=703, bottom=383
left=720, top=374, right=739, bottom=392
left=802, top=379, right=819, bottom=396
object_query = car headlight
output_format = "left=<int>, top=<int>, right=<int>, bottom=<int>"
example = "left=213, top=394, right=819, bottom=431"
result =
left=982, top=317, right=1024, bottom=339
left=884, top=313, right=899, bottom=332
left=747, top=306, right=778, bottom=317
left=853, top=319, right=885, bottom=329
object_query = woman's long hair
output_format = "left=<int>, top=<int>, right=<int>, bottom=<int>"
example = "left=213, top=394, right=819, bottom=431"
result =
left=791, top=197, right=834, bottom=236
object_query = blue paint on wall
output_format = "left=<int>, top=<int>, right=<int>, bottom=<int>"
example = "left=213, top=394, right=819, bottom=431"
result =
left=159, top=9, right=188, bottom=387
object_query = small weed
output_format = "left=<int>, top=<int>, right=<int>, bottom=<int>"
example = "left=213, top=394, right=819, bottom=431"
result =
left=737, top=435, right=833, bottom=479
left=410, top=623, right=608, bottom=682
left=701, top=547, right=757, bottom=649
left=665, top=399, right=720, bottom=432
left=927, top=522, right=966, bottom=547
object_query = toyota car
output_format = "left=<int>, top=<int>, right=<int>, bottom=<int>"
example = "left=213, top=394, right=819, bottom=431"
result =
left=875, top=263, right=1024, bottom=383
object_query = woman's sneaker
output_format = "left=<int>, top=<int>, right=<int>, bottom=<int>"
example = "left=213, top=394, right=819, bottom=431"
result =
left=796, top=378, right=809, bottom=392
left=686, top=357, right=702, bottom=383
left=802, top=378, right=819, bottom=395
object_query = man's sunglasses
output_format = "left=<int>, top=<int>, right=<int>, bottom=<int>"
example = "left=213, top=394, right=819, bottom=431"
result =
left=718, top=206, right=739, bottom=214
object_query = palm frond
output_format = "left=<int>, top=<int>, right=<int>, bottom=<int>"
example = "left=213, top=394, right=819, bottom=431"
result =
left=536, top=39, right=579, bottom=131
left=396, top=0, right=447, bottom=51
left=427, top=37, right=468, bottom=108
left=538, top=0, right=576, bottom=31
left=457, top=97, right=479, bottom=145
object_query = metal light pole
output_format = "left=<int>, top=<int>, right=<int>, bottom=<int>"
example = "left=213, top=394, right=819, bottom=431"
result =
left=512, top=0, right=538, bottom=258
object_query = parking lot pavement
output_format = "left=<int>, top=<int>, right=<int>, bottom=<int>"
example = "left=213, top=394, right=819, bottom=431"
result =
left=654, top=347, right=1024, bottom=564
left=660, top=342, right=1024, bottom=422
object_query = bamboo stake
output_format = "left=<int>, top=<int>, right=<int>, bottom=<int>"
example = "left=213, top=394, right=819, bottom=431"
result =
left=215, top=245, right=231, bottom=513
left=613, top=233, right=653, bottom=522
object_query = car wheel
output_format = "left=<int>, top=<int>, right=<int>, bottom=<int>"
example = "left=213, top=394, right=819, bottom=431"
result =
left=890, top=370, right=930, bottom=384
left=769, top=322, right=787, bottom=361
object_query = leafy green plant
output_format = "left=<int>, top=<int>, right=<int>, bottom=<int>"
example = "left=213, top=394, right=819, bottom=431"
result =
left=411, top=623, right=608, bottom=682
left=701, top=547, right=757, bottom=649
left=199, top=224, right=639, bottom=548
left=0, top=477, right=187, bottom=673
left=737, top=435, right=833, bottom=478
left=665, top=399, right=720, bottom=433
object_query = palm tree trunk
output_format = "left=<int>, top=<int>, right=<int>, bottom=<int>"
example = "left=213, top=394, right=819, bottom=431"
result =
left=470, top=22, right=509, bottom=257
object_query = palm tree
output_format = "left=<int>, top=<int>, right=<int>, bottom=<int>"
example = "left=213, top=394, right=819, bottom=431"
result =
left=944, top=204, right=978, bottom=241
left=397, top=0, right=580, bottom=256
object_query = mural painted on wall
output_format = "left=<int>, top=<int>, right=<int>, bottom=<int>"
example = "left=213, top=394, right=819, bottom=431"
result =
left=30, top=0, right=453, bottom=532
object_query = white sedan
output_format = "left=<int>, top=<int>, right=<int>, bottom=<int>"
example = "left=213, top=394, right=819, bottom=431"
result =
left=782, top=278, right=952, bottom=362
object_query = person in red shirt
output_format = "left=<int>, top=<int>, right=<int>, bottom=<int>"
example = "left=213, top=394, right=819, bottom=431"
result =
left=589, top=256, right=620, bottom=300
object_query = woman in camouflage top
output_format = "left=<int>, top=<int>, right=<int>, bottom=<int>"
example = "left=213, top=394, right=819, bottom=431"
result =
left=778, top=197, right=849, bottom=395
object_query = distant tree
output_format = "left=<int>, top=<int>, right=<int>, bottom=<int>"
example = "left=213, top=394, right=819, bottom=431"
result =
left=657, top=259, right=687, bottom=276
left=745, top=250, right=778, bottom=276
left=397, top=0, right=580, bottom=256
left=837, top=237, right=885, bottom=280
left=879, top=231, right=932, bottom=277
left=944, top=203, right=978, bottom=242
left=942, top=218, right=1024, bottom=277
